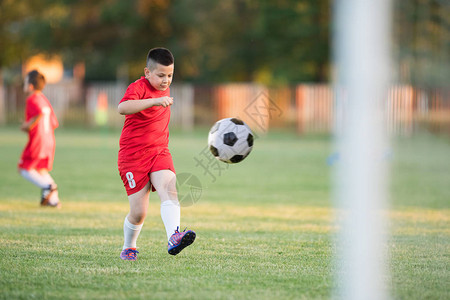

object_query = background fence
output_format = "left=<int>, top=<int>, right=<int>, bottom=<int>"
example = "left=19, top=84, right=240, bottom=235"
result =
left=1, top=81, right=449, bottom=135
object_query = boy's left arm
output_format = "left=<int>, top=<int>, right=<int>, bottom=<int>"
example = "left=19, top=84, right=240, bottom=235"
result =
left=118, top=96, right=173, bottom=115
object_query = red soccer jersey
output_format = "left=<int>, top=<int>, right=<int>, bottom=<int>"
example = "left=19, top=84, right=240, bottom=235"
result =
left=118, top=77, right=171, bottom=163
left=20, top=92, right=59, bottom=162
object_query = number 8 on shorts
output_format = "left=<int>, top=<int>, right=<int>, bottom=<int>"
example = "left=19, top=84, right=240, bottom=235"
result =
left=126, top=172, right=136, bottom=188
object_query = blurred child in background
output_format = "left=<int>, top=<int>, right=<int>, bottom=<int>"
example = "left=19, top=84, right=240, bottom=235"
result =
left=18, top=70, right=61, bottom=208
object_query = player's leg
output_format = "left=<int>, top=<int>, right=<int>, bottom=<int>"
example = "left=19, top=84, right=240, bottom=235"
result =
left=19, top=166, right=59, bottom=206
left=150, top=170, right=180, bottom=239
left=150, top=169, right=195, bottom=255
left=19, top=168, right=51, bottom=189
left=120, top=181, right=150, bottom=260
left=37, top=169, right=56, bottom=186
left=127, top=181, right=151, bottom=225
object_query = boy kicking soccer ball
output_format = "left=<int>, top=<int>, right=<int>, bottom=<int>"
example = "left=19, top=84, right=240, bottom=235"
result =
left=18, top=70, right=61, bottom=208
left=118, top=47, right=196, bottom=261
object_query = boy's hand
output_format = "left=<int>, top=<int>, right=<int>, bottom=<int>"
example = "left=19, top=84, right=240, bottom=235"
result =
left=20, top=121, right=30, bottom=132
left=155, top=96, right=173, bottom=108
left=20, top=115, right=40, bottom=132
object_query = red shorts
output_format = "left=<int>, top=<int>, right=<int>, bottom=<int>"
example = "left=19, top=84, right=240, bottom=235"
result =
left=18, top=157, right=53, bottom=171
left=118, top=149, right=175, bottom=196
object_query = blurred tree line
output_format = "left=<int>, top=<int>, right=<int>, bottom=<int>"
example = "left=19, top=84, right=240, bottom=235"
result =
left=393, top=0, right=449, bottom=88
left=0, top=0, right=448, bottom=87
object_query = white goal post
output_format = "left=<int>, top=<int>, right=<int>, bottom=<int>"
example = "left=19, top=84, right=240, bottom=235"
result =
left=333, top=1, right=392, bottom=299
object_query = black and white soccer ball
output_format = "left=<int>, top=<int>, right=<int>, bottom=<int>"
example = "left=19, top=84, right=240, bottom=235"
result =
left=208, top=117, right=254, bottom=163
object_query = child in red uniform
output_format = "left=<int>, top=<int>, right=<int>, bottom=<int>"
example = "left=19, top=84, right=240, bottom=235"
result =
left=18, top=70, right=61, bottom=208
left=118, top=48, right=195, bottom=260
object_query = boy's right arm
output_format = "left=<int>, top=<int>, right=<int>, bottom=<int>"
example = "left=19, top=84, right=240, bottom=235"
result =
left=20, top=114, right=41, bottom=132
left=118, top=96, right=173, bottom=115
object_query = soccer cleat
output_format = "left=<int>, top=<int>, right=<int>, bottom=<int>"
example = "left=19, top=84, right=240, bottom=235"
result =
left=120, top=248, right=139, bottom=261
left=168, top=227, right=196, bottom=256
left=40, top=185, right=61, bottom=208
left=40, top=185, right=52, bottom=205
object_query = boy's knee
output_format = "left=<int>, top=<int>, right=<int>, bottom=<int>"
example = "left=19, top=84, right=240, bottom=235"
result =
left=129, top=211, right=147, bottom=224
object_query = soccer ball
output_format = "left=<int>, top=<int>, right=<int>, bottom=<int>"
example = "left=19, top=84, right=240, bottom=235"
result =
left=208, top=117, right=254, bottom=163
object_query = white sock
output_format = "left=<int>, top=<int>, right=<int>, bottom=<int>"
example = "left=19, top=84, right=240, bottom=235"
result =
left=123, top=217, right=143, bottom=250
left=20, top=169, right=52, bottom=189
left=161, top=200, right=180, bottom=240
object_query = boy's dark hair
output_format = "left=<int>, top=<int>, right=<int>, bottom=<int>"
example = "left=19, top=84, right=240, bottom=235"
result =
left=27, top=70, right=46, bottom=91
left=146, top=48, right=174, bottom=70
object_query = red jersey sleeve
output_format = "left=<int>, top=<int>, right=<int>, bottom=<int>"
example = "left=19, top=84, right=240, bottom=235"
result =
left=120, top=80, right=145, bottom=103
left=26, top=95, right=42, bottom=121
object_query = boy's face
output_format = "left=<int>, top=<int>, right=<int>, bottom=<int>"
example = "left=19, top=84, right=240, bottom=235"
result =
left=144, top=63, right=174, bottom=91
left=23, top=75, right=33, bottom=93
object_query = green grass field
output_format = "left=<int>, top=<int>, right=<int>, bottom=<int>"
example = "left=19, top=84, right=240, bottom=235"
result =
left=0, top=126, right=448, bottom=299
